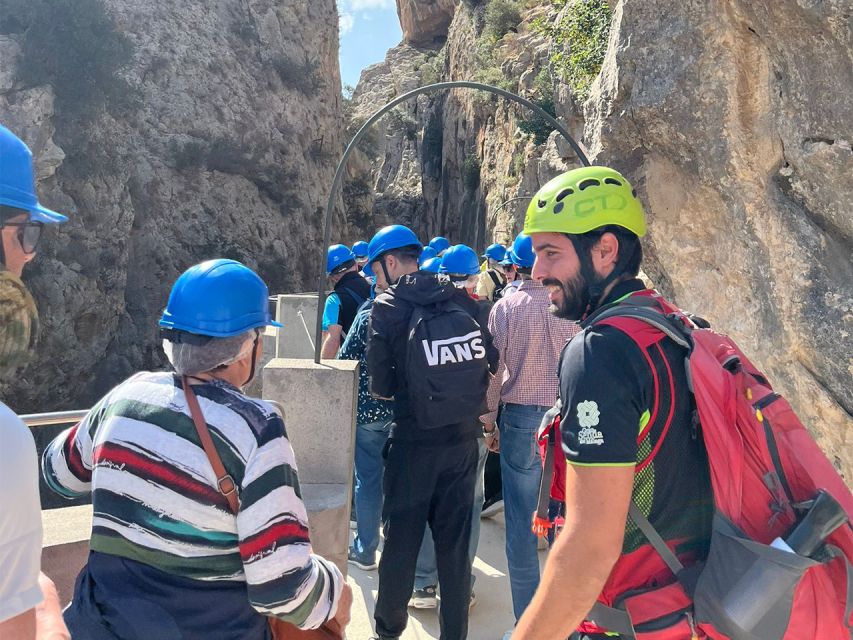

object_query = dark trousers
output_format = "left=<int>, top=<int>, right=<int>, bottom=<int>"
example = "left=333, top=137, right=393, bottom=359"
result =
left=374, top=437, right=479, bottom=640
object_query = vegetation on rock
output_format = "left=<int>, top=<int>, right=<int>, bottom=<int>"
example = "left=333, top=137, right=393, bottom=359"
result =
left=532, top=0, right=611, bottom=100
left=1, top=0, right=135, bottom=120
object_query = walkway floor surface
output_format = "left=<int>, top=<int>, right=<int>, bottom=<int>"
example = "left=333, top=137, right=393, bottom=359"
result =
left=346, top=513, right=549, bottom=640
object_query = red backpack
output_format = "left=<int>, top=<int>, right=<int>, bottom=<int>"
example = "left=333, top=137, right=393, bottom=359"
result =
left=539, top=292, right=853, bottom=640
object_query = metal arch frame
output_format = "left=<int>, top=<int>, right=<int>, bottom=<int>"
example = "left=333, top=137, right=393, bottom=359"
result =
left=313, top=80, right=590, bottom=362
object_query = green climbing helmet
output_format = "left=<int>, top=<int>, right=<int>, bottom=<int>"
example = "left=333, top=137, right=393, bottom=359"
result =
left=523, top=166, right=646, bottom=238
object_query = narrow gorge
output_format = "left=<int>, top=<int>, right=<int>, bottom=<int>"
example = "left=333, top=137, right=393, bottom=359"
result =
left=0, top=0, right=850, bottom=479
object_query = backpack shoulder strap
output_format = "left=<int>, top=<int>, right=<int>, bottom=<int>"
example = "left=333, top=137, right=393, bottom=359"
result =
left=182, top=376, right=239, bottom=515
left=342, top=286, right=367, bottom=306
left=589, top=304, right=693, bottom=351
left=628, top=500, right=685, bottom=575
left=487, top=270, right=503, bottom=288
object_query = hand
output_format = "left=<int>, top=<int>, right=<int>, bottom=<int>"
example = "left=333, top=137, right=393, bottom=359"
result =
left=484, top=427, right=500, bottom=453
left=36, top=572, right=71, bottom=639
left=332, top=583, right=353, bottom=629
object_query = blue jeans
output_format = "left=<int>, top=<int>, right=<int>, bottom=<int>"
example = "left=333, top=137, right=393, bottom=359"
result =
left=351, top=420, right=391, bottom=560
left=414, top=438, right=487, bottom=591
left=500, top=403, right=546, bottom=621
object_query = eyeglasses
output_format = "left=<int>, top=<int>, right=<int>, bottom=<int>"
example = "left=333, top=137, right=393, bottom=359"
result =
left=1, top=222, right=44, bottom=254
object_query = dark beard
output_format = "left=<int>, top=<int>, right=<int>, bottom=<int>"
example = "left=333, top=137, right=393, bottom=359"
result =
left=542, top=273, right=591, bottom=321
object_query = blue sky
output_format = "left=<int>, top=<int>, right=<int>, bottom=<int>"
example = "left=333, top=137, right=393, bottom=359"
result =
left=338, top=0, right=403, bottom=90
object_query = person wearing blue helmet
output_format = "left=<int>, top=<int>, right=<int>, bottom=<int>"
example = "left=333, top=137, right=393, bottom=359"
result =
left=337, top=258, right=393, bottom=574
left=504, top=233, right=535, bottom=298
left=420, top=256, right=441, bottom=273
left=0, top=124, right=70, bottom=640
left=439, top=244, right=482, bottom=299
left=428, top=235, right=450, bottom=256
left=44, top=259, right=352, bottom=638
left=352, top=240, right=369, bottom=268
left=418, top=245, right=438, bottom=266
left=366, top=225, right=498, bottom=640
left=476, top=243, right=509, bottom=302
left=412, top=243, right=493, bottom=614
left=322, top=244, right=371, bottom=359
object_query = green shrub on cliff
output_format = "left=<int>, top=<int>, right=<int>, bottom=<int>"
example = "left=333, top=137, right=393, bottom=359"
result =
left=533, top=0, right=612, bottom=101
left=2, top=0, right=135, bottom=120
left=484, top=0, right=522, bottom=40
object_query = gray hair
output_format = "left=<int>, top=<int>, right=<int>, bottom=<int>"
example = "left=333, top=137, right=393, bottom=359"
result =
left=162, top=330, right=256, bottom=376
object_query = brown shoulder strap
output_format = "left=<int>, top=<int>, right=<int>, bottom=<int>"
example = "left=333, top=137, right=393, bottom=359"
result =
left=182, top=376, right=240, bottom=514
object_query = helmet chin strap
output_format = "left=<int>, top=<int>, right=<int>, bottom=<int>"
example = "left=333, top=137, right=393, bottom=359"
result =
left=379, top=256, right=393, bottom=287
left=243, top=331, right=261, bottom=388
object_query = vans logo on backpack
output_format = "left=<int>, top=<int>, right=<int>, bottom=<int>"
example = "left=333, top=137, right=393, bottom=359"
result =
left=421, top=330, right=486, bottom=366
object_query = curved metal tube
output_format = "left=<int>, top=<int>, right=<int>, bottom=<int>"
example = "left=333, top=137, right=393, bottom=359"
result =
left=313, top=81, right=589, bottom=362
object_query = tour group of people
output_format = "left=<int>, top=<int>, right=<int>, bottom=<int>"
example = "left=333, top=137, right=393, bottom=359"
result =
left=1, top=121, right=715, bottom=640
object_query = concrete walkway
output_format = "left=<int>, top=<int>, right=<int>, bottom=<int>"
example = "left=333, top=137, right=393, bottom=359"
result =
left=346, top=513, right=549, bottom=640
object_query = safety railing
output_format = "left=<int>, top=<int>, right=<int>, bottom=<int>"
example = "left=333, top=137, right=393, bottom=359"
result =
left=22, top=409, right=88, bottom=428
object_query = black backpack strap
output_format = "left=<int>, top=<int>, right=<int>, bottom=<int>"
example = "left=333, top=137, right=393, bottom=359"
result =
left=487, top=270, right=503, bottom=288
left=341, top=286, right=367, bottom=307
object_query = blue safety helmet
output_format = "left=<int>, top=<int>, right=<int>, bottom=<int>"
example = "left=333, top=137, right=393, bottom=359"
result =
left=509, top=233, right=535, bottom=268
left=361, top=261, right=374, bottom=278
left=482, top=243, right=507, bottom=262
left=351, top=240, right=369, bottom=259
left=0, top=124, right=67, bottom=224
left=418, top=246, right=438, bottom=265
left=429, top=236, right=450, bottom=254
left=367, top=224, right=422, bottom=263
left=439, top=244, right=480, bottom=276
left=327, top=244, right=355, bottom=275
left=159, top=259, right=282, bottom=338
left=420, top=257, right=441, bottom=273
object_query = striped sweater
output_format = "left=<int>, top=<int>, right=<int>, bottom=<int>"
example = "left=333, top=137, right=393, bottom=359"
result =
left=43, top=372, right=343, bottom=631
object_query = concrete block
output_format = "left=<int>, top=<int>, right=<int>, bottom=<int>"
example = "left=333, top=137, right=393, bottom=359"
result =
left=274, top=294, right=321, bottom=359
left=262, top=358, right=358, bottom=486
left=303, top=483, right=350, bottom=577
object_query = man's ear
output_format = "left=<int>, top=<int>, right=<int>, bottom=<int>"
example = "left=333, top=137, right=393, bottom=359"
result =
left=592, top=232, right=620, bottom=273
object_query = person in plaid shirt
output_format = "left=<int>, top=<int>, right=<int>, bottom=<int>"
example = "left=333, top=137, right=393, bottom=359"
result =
left=480, top=233, right=579, bottom=636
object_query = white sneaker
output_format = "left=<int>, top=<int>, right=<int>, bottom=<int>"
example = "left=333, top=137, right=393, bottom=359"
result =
left=408, top=585, right=437, bottom=609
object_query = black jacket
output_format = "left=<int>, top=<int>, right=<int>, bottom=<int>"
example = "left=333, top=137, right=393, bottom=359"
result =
left=367, top=271, right=498, bottom=442
left=333, top=270, right=371, bottom=335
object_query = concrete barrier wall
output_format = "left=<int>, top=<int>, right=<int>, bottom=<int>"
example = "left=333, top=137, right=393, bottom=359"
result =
left=263, top=358, right=359, bottom=576
left=274, top=294, right=321, bottom=360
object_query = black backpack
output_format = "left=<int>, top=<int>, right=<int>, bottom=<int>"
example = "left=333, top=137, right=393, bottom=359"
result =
left=486, top=270, right=506, bottom=301
left=405, top=299, right=490, bottom=429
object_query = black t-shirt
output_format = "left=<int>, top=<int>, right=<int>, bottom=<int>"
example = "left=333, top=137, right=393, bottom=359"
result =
left=558, top=279, right=712, bottom=557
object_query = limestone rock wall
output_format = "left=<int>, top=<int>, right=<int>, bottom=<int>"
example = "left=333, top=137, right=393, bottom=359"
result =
left=348, top=0, right=852, bottom=479
left=397, top=0, right=459, bottom=45
left=0, top=0, right=345, bottom=411
left=584, top=0, right=853, bottom=479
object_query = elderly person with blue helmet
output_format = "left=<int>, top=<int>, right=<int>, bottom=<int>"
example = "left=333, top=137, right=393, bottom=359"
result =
left=366, top=226, right=498, bottom=640
left=321, top=244, right=371, bottom=359
left=0, top=124, right=70, bottom=640
left=43, top=259, right=352, bottom=639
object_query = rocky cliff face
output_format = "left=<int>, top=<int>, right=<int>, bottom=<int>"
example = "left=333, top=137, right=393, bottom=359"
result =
left=397, top=0, right=459, bottom=45
left=0, top=0, right=345, bottom=411
left=348, top=0, right=852, bottom=479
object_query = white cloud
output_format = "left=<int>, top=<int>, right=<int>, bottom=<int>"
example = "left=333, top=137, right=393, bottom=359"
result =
left=339, top=13, right=355, bottom=34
